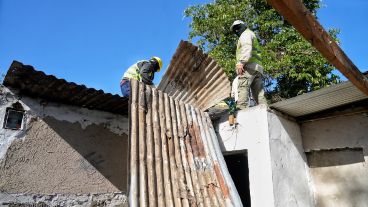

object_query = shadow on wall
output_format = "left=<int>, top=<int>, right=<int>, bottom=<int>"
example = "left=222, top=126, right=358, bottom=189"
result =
left=277, top=116, right=308, bottom=163
left=44, top=117, right=128, bottom=192
left=213, top=114, right=232, bottom=152
left=306, top=148, right=365, bottom=168
left=307, top=149, right=367, bottom=206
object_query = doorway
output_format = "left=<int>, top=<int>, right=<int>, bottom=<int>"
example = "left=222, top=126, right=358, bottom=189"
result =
left=224, top=151, right=251, bottom=206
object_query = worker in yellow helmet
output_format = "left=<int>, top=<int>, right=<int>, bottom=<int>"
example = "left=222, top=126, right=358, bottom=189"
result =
left=120, top=56, right=162, bottom=97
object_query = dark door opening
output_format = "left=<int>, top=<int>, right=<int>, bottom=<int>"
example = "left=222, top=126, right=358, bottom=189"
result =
left=224, top=152, right=251, bottom=206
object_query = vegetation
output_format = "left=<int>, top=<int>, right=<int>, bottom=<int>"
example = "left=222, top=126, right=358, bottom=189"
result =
left=185, top=0, right=340, bottom=101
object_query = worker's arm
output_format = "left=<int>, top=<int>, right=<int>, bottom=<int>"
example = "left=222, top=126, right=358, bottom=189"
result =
left=139, top=62, right=154, bottom=85
left=236, top=31, right=253, bottom=74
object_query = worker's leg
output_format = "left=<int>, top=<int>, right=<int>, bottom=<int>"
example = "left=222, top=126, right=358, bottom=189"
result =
left=231, top=76, right=239, bottom=102
left=251, top=72, right=267, bottom=105
left=237, top=72, right=253, bottom=110
left=120, top=79, right=131, bottom=97
left=245, top=62, right=266, bottom=106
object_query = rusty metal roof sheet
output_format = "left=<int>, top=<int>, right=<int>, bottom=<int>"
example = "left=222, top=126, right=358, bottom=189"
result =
left=3, top=61, right=129, bottom=115
left=270, top=80, right=368, bottom=117
left=129, top=79, right=242, bottom=206
left=158, top=41, right=231, bottom=110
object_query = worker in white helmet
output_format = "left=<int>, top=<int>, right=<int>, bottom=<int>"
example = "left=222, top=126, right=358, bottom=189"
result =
left=120, top=56, right=162, bottom=97
left=231, top=20, right=267, bottom=109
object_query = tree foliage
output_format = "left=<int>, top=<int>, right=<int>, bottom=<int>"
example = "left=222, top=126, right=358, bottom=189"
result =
left=184, top=0, right=340, bottom=101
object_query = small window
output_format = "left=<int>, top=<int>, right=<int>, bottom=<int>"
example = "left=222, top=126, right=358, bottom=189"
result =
left=3, top=108, right=24, bottom=130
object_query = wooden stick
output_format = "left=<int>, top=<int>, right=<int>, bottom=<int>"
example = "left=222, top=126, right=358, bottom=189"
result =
left=267, top=0, right=368, bottom=95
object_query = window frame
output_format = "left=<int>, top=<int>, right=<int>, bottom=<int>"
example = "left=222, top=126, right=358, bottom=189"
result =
left=3, top=107, right=25, bottom=130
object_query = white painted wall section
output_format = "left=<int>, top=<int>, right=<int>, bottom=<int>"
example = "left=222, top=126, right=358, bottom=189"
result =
left=215, top=105, right=275, bottom=207
left=215, top=105, right=315, bottom=207
left=267, top=112, right=314, bottom=207
left=302, top=113, right=368, bottom=207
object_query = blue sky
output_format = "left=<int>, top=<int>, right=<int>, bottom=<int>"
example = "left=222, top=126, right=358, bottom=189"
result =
left=0, top=0, right=367, bottom=95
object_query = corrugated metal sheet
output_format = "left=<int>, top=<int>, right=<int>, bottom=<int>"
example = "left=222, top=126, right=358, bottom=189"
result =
left=129, top=79, right=242, bottom=207
left=270, top=81, right=368, bottom=117
left=3, top=61, right=129, bottom=115
left=158, top=41, right=231, bottom=110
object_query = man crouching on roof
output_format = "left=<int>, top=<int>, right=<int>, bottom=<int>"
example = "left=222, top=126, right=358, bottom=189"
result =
left=120, top=57, right=162, bottom=97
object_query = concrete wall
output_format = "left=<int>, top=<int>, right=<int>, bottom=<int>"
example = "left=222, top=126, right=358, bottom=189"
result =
left=215, top=105, right=314, bottom=207
left=0, top=86, right=129, bottom=206
left=216, top=105, right=275, bottom=207
left=267, top=112, right=314, bottom=207
left=301, top=113, right=368, bottom=207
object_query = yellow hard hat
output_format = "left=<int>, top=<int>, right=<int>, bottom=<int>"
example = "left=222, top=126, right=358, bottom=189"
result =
left=151, top=56, right=163, bottom=72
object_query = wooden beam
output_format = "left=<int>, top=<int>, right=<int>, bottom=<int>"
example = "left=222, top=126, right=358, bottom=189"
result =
left=266, top=0, right=368, bottom=96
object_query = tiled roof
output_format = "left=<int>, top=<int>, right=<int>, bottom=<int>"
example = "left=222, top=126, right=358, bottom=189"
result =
left=3, top=61, right=129, bottom=115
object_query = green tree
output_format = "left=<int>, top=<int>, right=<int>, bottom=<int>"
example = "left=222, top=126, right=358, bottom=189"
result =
left=185, top=0, right=340, bottom=101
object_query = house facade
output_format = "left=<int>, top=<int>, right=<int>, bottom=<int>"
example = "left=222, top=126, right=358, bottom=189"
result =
left=0, top=62, right=130, bottom=206
left=214, top=80, right=368, bottom=207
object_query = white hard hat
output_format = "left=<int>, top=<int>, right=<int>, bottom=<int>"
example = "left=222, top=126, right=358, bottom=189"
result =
left=230, top=20, right=245, bottom=31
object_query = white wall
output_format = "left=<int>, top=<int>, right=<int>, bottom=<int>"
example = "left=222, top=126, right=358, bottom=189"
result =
left=301, top=113, right=368, bottom=207
left=268, top=112, right=314, bottom=207
left=216, top=105, right=275, bottom=207
left=215, top=105, right=314, bottom=207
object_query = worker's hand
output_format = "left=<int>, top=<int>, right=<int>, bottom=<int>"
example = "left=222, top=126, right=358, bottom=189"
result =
left=236, top=63, right=244, bottom=75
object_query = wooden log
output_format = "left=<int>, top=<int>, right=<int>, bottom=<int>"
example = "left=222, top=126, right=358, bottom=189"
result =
left=139, top=82, right=148, bottom=207
left=129, top=79, right=139, bottom=207
left=176, top=101, right=196, bottom=206
left=266, top=0, right=368, bottom=96
left=158, top=91, right=174, bottom=207
left=146, top=85, right=157, bottom=207
left=152, top=89, right=165, bottom=207
left=164, top=94, right=182, bottom=207
left=170, top=99, right=190, bottom=207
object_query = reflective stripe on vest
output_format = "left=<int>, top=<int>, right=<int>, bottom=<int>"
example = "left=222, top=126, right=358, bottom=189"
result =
left=123, top=62, right=142, bottom=81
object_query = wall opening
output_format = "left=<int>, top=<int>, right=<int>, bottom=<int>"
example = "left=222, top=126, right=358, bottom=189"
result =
left=224, top=151, right=251, bottom=206
left=3, top=107, right=24, bottom=130
left=306, top=147, right=364, bottom=168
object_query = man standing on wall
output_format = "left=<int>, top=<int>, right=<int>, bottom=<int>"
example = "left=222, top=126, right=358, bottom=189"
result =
left=120, top=56, right=162, bottom=97
left=230, top=20, right=267, bottom=109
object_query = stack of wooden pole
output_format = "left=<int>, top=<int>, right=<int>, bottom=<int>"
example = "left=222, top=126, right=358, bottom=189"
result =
left=129, top=79, right=242, bottom=207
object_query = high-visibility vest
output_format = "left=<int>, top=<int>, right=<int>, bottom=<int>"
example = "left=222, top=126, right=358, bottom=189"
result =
left=236, top=30, right=262, bottom=65
left=249, top=37, right=262, bottom=65
left=123, top=61, right=143, bottom=81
